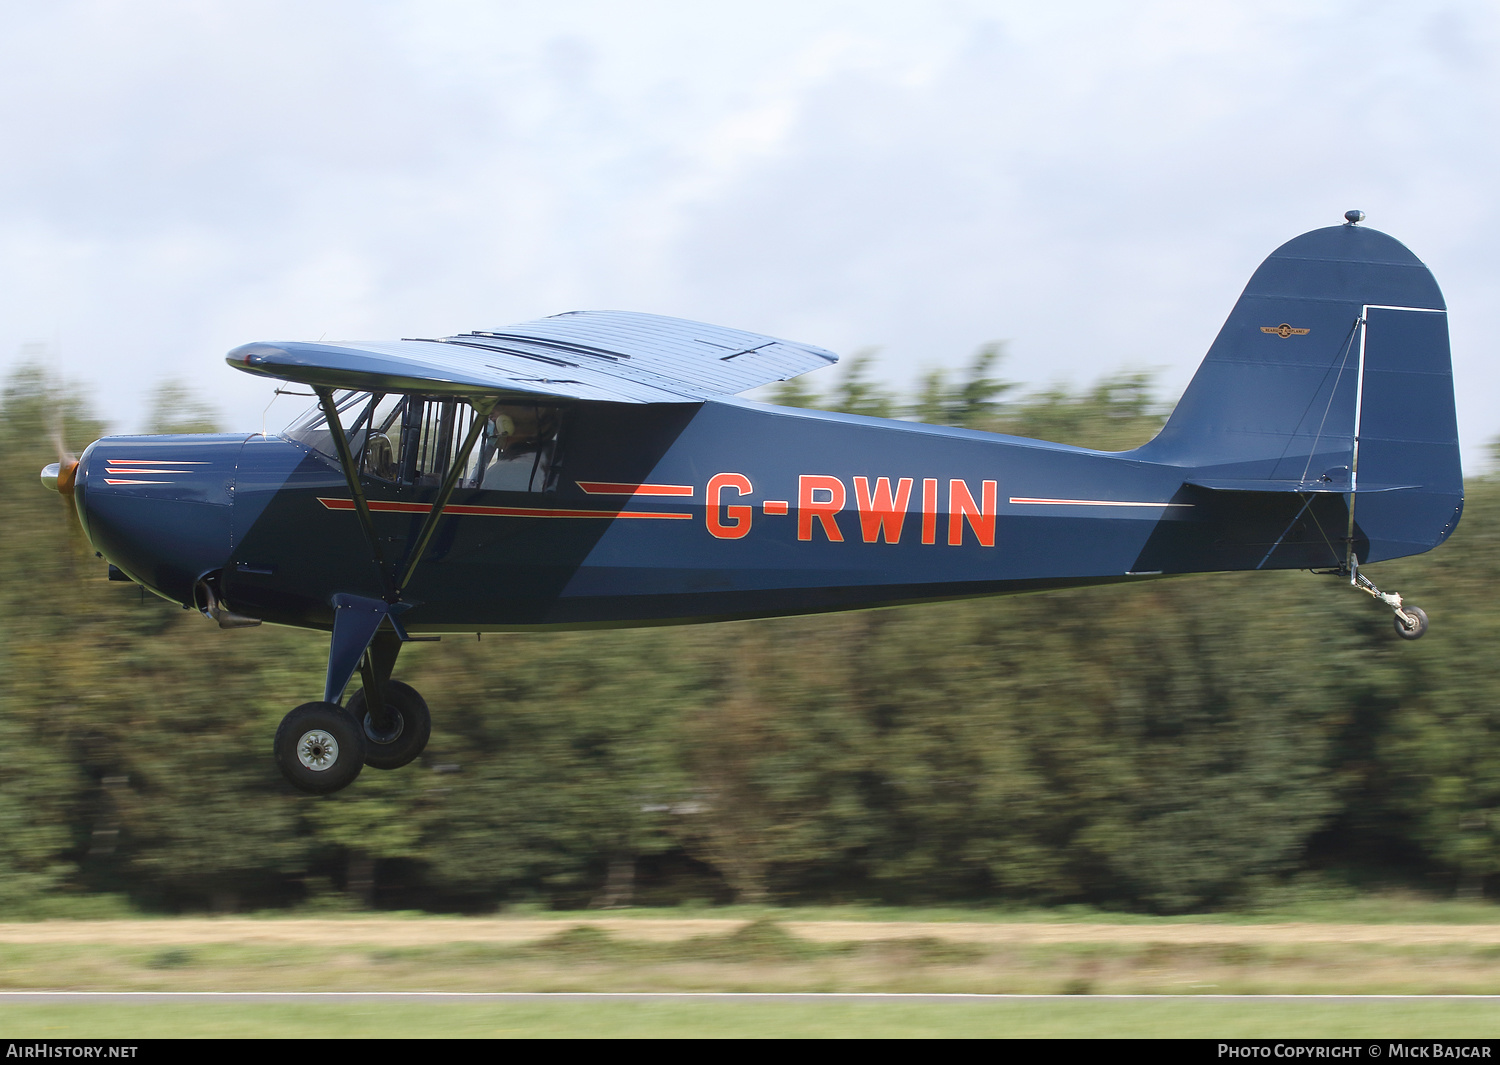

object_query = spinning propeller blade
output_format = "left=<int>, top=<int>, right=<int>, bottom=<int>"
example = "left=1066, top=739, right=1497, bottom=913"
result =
left=40, top=415, right=81, bottom=524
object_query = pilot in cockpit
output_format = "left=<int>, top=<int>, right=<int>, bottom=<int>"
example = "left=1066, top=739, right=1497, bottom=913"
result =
left=480, top=406, right=557, bottom=492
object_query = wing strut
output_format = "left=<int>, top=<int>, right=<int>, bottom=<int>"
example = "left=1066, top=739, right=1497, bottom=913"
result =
left=315, top=388, right=497, bottom=604
left=314, top=388, right=497, bottom=721
left=316, top=388, right=396, bottom=603
left=394, top=398, right=495, bottom=594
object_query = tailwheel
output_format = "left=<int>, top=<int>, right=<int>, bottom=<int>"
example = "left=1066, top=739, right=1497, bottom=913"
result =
left=274, top=702, right=367, bottom=794
left=1394, top=605, right=1429, bottom=641
left=346, top=680, right=432, bottom=770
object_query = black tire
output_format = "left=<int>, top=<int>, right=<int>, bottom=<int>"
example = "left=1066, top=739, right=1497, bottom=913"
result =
left=346, top=680, right=432, bottom=770
left=274, top=702, right=367, bottom=794
left=1395, top=605, right=1429, bottom=640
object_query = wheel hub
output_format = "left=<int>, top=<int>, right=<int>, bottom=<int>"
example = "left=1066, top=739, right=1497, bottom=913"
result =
left=363, top=711, right=404, bottom=745
left=296, top=729, right=340, bottom=771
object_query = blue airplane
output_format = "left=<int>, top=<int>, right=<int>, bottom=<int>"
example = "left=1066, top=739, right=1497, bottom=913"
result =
left=40, top=212, right=1462, bottom=794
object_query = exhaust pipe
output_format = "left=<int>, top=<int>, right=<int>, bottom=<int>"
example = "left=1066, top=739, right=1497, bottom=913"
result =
left=193, top=572, right=262, bottom=629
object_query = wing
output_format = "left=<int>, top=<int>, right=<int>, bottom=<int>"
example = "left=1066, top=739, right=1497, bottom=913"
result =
left=226, top=310, right=838, bottom=403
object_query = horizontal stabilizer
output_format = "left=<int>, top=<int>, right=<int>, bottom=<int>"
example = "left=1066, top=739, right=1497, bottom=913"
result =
left=1185, top=477, right=1419, bottom=494
left=228, top=310, right=838, bottom=403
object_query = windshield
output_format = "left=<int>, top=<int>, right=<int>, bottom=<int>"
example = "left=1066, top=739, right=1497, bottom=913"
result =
left=283, top=391, right=373, bottom=465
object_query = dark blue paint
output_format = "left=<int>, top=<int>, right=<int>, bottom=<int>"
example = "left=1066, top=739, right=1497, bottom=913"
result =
left=71, top=222, right=1461, bottom=637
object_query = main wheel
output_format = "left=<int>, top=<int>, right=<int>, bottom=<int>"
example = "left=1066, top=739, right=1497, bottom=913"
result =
left=274, top=702, right=367, bottom=794
left=1394, top=605, right=1429, bottom=640
left=345, top=680, right=432, bottom=770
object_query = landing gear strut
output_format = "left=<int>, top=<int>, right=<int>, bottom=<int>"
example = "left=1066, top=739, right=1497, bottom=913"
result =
left=274, top=621, right=434, bottom=793
left=272, top=388, right=484, bottom=795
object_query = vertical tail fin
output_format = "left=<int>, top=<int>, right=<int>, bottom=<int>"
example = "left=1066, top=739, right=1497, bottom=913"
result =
left=1138, top=222, right=1462, bottom=562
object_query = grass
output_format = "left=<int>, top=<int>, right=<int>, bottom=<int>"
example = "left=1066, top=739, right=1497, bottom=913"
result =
left=298, top=891, right=1500, bottom=925
left=354, top=897, right=1498, bottom=925
left=2, top=998, right=1499, bottom=1038
left=11, top=889, right=1500, bottom=925
left=3, top=918, right=1500, bottom=995
left=4, top=904, right=1500, bottom=1036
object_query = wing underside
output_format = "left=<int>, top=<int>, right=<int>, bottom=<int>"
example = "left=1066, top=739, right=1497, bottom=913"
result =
left=227, top=310, right=838, bottom=403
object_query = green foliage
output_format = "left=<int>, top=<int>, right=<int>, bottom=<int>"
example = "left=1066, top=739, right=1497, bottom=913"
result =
left=987, top=369, right=1165, bottom=451
left=403, top=630, right=691, bottom=906
left=1365, top=467, right=1500, bottom=897
left=911, top=343, right=1015, bottom=429
left=767, top=341, right=1165, bottom=451
left=824, top=350, right=896, bottom=419
left=662, top=576, right=1344, bottom=913
left=145, top=381, right=223, bottom=435
left=766, top=371, right=830, bottom=409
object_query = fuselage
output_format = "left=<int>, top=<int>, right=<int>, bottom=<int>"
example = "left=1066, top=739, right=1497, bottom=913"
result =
left=74, top=396, right=1386, bottom=633
left=58, top=220, right=1467, bottom=798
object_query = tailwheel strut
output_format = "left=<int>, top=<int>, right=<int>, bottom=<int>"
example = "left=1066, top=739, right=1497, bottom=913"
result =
left=1348, top=560, right=1428, bottom=640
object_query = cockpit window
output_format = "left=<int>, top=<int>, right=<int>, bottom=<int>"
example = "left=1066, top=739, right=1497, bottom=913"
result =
left=476, top=405, right=560, bottom=492
left=285, top=392, right=562, bottom=492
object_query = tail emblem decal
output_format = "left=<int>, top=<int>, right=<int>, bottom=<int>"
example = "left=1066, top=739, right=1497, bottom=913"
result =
left=1261, top=323, right=1311, bottom=338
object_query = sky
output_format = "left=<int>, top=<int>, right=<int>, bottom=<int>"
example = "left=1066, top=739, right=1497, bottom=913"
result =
left=1, top=0, right=1496, bottom=466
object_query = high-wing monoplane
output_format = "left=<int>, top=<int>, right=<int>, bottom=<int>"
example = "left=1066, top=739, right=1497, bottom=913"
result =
left=41, top=213, right=1463, bottom=793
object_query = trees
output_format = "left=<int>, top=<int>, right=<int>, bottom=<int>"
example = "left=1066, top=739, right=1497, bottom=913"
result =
left=1368, top=467, right=1500, bottom=897
left=401, top=631, right=688, bottom=907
